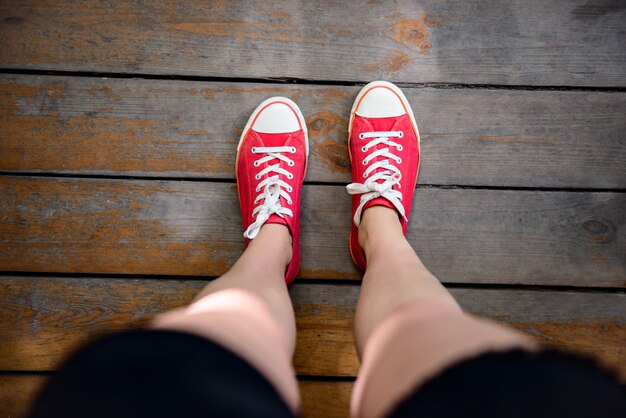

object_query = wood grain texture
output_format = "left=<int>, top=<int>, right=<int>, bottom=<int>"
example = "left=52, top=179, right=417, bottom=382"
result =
left=0, top=277, right=624, bottom=379
left=0, top=375, right=351, bottom=418
left=1, top=176, right=624, bottom=286
left=1, top=1, right=625, bottom=86
left=300, top=380, right=352, bottom=418
left=1, top=75, right=625, bottom=188
left=0, top=375, right=47, bottom=418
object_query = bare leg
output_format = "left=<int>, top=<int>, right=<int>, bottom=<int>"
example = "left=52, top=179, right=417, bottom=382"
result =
left=152, top=224, right=299, bottom=413
left=351, top=207, right=537, bottom=418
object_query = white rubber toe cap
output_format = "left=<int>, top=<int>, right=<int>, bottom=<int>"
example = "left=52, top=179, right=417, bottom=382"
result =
left=252, top=101, right=301, bottom=134
left=355, top=84, right=407, bottom=118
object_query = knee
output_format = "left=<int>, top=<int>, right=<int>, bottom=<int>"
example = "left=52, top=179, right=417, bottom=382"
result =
left=152, top=288, right=288, bottom=350
left=374, top=298, right=464, bottom=339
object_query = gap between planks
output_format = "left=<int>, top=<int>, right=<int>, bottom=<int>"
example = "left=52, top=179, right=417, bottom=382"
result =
left=2, top=68, right=626, bottom=93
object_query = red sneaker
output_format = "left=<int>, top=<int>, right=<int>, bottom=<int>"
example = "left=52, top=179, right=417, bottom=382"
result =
left=346, top=81, right=421, bottom=270
left=236, top=97, right=309, bottom=284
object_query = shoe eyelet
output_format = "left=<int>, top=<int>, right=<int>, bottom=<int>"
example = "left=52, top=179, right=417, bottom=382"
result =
left=361, top=146, right=367, bottom=152
left=398, top=131, right=404, bottom=138
left=255, top=174, right=260, bottom=180
left=363, top=173, right=368, bottom=178
left=362, top=160, right=367, bottom=166
left=287, top=199, right=292, bottom=205
left=287, top=173, right=294, bottom=180
left=287, top=186, right=293, bottom=192
left=255, top=187, right=260, bottom=192
left=290, top=147, right=297, bottom=154
left=251, top=147, right=257, bottom=153
left=358, top=133, right=365, bottom=140
left=397, top=145, right=403, bottom=151
left=397, top=158, right=402, bottom=163
left=253, top=161, right=260, bottom=167
left=288, top=161, right=295, bottom=167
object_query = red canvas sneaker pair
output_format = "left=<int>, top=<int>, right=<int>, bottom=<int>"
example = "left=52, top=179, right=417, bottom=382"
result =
left=236, top=81, right=420, bottom=283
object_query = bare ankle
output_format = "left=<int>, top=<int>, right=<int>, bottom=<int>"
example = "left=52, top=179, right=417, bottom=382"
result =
left=358, top=206, right=404, bottom=254
left=246, top=224, right=292, bottom=269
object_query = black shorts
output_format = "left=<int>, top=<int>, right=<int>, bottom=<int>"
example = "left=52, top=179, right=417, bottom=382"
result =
left=30, top=331, right=625, bottom=418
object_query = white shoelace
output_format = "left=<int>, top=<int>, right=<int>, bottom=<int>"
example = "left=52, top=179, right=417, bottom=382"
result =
left=243, top=146, right=296, bottom=239
left=346, top=131, right=407, bottom=227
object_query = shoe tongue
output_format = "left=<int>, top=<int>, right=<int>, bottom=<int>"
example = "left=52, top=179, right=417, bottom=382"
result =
left=359, top=115, right=404, bottom=186
left=355, top=116, right=406, bottom=222
left=359, top=115, right=404, bottom=132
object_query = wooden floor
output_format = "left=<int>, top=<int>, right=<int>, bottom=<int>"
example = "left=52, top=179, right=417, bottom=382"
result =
left=1, top=1, right=625, bottom=417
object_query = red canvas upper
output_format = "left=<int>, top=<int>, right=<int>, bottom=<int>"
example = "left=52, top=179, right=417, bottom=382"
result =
left=348, top=89, right=420, bottom=270
left=237, top=103, right=307, bottom=284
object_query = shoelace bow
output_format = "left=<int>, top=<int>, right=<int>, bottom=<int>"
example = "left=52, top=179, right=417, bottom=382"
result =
left=244, top=146, right=296, bottom=239
left=346, top=130, right=407, bottom=227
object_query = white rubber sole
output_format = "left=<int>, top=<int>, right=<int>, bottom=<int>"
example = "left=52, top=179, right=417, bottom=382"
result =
left=348, top=80, right=420, bottom=147
left=237, top=96, right=309, bottom=156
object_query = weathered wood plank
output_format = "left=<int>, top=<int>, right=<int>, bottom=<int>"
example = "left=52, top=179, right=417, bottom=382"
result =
left=1, top=75, right=625, bottom=188
left=0, top=375, right=351, bottom=418
left=0, top=375, right=48, bottom=418
left=296, top=284, right=626, bottom=380
left=0, top=278, right=624, bottom=379
left=1, top=1, right=624, bottom=86
left=1, top=177, right=624, bottom=286
left=300, top=380, right=352, bottom=418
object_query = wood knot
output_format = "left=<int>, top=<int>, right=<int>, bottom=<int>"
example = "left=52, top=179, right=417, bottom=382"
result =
left=307, top=110, right=350, bottom=173
left=317, top=139, right=350, bottom=173
left=582, top=218, right=616, bottom=244
left=307, top=109, right=343, bottom=137
left=390, top=13, right=441, bottom=54
left=310, top=117, right=328, bottom=133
